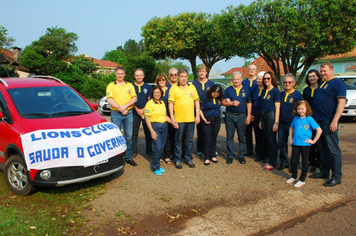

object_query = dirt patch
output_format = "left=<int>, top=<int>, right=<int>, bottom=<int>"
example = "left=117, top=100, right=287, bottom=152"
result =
left=80, top=116, right=356, bottom=235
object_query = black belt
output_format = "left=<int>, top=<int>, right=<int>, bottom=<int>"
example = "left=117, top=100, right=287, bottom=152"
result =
left=206, top=116, right=221, bottom=120
left=226, top=111, right=246, bottom=116
left=261, top=111, right=274, bottom=115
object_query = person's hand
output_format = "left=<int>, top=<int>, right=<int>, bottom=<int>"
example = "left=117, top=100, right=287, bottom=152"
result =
left=288, top=138, right=293, bottom=145
left=195, top=116, right=200, bottom=125
left=330, top=120, right=338, bottom=132
left=305, top=139, right=314, bottom=144
left=272, top=123, right=279, bottom=132
left=232, top=100, right=240, bottom=107
left=245, top=115, right=251, bottom=125
left=259, top=122, right=263, bottom=130
left=251, top=115, right=255, bottom=122
left=118, top=105, right=127, bottom=113
left=136, top=108, right=144, bottom=117
left=151, top=131, right=158, bottom=140
left=203, top=119, right=211, bottom=124
left=121, top=109, right=129, bottom=116
left=171, top=118, right=178, bottom=129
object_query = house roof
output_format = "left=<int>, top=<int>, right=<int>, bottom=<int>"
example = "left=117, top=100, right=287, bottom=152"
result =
left=92, top=58, right=118, bottom=68
left=346, top=65, right=356, bottom=71
left=0, top=48, right=15, bottom=63
left=222, top=56, right=287, bottom=77
left=319, top=47, right=356, bottom=60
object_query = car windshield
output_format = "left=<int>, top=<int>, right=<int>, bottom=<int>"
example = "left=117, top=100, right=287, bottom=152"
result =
left=8, top=86, right=93, bottom=118
left=340, top=77, right=356, bottom=90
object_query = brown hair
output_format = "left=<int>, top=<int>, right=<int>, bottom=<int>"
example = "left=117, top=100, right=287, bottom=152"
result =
left=320, top=62, right=334, bottom=69
left=155, top=73, right=168, bottom=86
left=262, top=72, right=278, bottom=89
left=293, top=100, right=313, bottom=116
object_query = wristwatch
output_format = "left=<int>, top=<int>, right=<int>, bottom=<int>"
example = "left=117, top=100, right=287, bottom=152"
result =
left=275, top=120, right=279, bottom=124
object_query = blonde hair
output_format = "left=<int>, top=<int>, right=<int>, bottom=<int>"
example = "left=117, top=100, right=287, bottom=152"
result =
left=155, top=73, right=168, bottom=86
left=293, top=100, right=313, bottom=116
left=198, top=65, right=207, bottom=71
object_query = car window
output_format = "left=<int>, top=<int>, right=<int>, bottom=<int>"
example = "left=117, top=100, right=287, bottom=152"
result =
left=8, top=87, right=93, bottom=118
left=0, top=91, right=13, bottom=124
left=340, top=77, right=356, bottom=90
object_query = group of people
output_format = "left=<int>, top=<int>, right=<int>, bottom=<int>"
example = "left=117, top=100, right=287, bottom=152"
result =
left=106, top=62, right=346, bottom=188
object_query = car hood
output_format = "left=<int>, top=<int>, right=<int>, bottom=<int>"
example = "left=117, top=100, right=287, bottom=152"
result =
left=16, top=113, right=107, bottom=134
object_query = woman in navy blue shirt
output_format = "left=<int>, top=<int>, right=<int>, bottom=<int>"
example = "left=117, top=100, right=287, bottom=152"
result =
left=259, top=72, right=281, bottom=170
left=303, top=69, right=322, bottom=173
left=200, top=84, right=223, bottom=165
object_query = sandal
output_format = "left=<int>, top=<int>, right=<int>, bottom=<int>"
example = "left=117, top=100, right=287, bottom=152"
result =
left=164, top=158, right=172, bottom=164
left=210, top=158, right=219, bottom=163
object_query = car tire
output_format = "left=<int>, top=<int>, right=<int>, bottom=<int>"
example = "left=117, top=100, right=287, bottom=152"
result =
left=4, top=154, right=36, bottom=195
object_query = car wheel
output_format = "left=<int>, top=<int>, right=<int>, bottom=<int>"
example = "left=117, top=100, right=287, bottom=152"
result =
left=4, top=154, right=36, bottom=195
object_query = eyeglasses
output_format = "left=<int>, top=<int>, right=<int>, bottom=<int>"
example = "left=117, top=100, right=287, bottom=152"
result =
left=153, top=91, right=162, bottom=94
left=263, top=77, right=271, bottom=80
left=170, top=74, right=178, bottom=76
left=158, top=79, right=166, bottom=82
left=284, top=81, right=293, bottom=84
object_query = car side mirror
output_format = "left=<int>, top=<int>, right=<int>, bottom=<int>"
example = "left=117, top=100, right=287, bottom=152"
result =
left=91, top=103, right=99, bottom=110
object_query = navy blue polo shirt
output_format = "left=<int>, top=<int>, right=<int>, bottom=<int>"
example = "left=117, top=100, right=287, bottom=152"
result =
left=280, top=90, right=303, bottom=124
left=161, top=86, right=171, bottom=108
left=242, top=78, right=258, bottom=93
left=200, top=94, right=221, bottom=118
left=261, top=87, right=281, bottom=112
left=223, top=85, right=251, bottom=113
left=303, top=86, right=317, bottom=107
left=133, top=82, right=152, bottom=109
left=251, top=87, right=264, bottom=118
left=312, top=78, right=346, bottom=122
left=192, top=79, right=215, bottom=98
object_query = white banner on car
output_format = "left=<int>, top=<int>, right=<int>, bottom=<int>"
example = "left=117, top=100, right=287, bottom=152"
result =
left=20, top=122, right=126, bottom=170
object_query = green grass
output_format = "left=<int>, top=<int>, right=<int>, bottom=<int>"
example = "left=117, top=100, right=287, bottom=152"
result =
left=0, top=173, right=111, bottom=235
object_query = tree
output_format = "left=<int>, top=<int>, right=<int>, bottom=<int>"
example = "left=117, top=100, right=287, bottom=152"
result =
left=218, top=0, right=356, bottom=85
left=0, top=24, right=15, bottom=49
left=117, top=39, right=143, bottom=57
left=20, top=26, right=78, bottom=75
left=141, top=13, right=233, bottom=80
left=0, top=64, right=18, bottom=77
left=155, top=59, right=190, bottom=76
left=70, top=55, right=98, bottom=74
left=102, top=48, right=128, bottom=66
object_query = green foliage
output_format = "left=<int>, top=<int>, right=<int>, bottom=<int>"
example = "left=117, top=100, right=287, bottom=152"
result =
left=0, top=24, right=15, bottom=49
left=70, top=55, right=98, bottom=74
left=117, top=39, right=143, bottom=57
left=20, top=26, right=78, bottom=75
left=82, top=77, right=108, bottom=99
left=53, top=65, right=87, bottom=93
left=102, top=49, right=128, bottom=65
left=125, top=53, right=159, bottom=83
left=218, top=0, right=356, bottom=85
left=141, top=13, right=233, bottom=80
left=155, top=59, right=190, bottom=76
left=0, top=64, right=19, bottom=77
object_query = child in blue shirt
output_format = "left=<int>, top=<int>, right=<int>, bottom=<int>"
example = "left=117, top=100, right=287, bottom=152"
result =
left=287, top=100, right=322, bottom=188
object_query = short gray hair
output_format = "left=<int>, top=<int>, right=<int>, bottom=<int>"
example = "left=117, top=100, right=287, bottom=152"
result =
left=169, top=67, right=178, bottom=75
left=257, top=71, right=266, bottom=77
left=248, top=64, right=257, bottom=70
left=284, top=73, right=295, bottom=82
left=232, top=71, right=242, bottom=79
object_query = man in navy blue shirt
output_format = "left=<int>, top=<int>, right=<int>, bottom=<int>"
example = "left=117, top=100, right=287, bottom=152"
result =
left=310, top=62, right=346, bottom=187
left=132, top=68, right=153, bottom=157
left=242, top=64, right=258, bottom=156
left=222, top=72, right=252, bottom=164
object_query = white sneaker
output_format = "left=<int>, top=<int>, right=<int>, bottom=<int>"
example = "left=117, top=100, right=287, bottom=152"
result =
left=286, top=178, right=296, bottom=184
left=294, top=181, right=305, bottom=188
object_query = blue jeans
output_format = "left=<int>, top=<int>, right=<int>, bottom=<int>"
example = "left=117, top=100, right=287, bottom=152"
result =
left=225, top=112, right=247, bottom=159
left=261, top=111, right=278, bottom=166
left=201, top=117, right=221, bottom=159
left=151, top=123, right=168, bottom=171
left=132, top=111, right=153, bottom=154
left=316, top=121, right=342, bottom=181
left=278, top=122, right=291, bottom=167
left=111, top=110, right=133, bottom=160
left=174, top=122, right=195, bottom=162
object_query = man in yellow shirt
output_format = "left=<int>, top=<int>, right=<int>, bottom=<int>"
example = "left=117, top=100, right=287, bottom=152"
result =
left=106, top=66, right=138, bottom=166
left=169, top=68, right=200, bottom=169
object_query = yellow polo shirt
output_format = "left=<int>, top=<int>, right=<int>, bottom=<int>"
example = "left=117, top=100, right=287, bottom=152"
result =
left=144, top=99, right=167, bottom=123
left=168, top=84, right=199, bottom=122
left=106, top=81, right=137, bottom=110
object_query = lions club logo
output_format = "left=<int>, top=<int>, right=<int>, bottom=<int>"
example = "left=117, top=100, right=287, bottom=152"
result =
left=242, top=92, right=246, bottom=97
left=289, top=98, right=294, bottom=103
left=127, top=89, right=131, bottom=94
left=324, top=84, right=329, bottom=89
left=267, top=94, right=271, bottom=100
left=189, top=92, right=193, bottom=97
left=304, top=124, right=309, bottom=130
left=143, top=88, right=148, bottom=94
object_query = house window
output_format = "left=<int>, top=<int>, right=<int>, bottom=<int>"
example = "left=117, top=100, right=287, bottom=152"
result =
left=343, top=63, right=356, bottom=73
left=314, top=64, right=321, bottom=72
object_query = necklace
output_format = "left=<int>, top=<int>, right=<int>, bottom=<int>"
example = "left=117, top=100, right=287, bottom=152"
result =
left=299, top=117, right=306, bottom=128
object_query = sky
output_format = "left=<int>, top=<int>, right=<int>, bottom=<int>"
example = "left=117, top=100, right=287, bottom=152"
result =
left=2, top=0, right=254, bottom=75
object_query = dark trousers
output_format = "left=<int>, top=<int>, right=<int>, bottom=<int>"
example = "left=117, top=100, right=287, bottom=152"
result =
left=196, top=122, right=204, bottom=153
left=201, top=117, right=221, bottom=160
left=132, top=111, right=153, bottom=154
left=261, top=111, right=278, bottom=166
left=308, top=130, right=321, bottom=168
left=291, top=145, right=310, bottom=182
left=278, top=122, right=292, bottom=167
left=163, top=123, right=175, bottom=159
left=246, top=122, right=253, bottom=154
left=316, top=121, right=342, bottom=181
left=252, top=116, right=268, bottom=158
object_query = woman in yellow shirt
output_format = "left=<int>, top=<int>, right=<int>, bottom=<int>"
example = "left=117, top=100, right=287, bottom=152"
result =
left=145, top=86, right=172, bottom=175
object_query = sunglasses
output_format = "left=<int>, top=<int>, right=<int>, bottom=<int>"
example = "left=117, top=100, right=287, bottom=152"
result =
left=263, top=77, right=271, bottom=80
left=284, top=81, right=293, bottom=84
left=158, top=79, right=166, bottom=81
left=170, top=74, right=178, bottom=76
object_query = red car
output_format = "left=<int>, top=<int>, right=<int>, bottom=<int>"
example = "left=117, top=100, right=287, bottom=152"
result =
left=0, top=76, right=126, bottom=195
